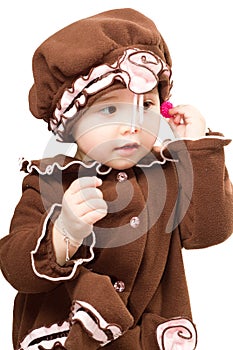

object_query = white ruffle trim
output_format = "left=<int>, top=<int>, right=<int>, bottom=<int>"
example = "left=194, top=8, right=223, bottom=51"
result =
left=19, top=320, right=69, bottom=350
left=31, top=203, right=96, bottom=281
left=71, top=300, right=122, bottom=346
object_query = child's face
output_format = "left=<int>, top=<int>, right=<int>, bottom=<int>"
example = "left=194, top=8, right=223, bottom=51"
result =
left=72, top=88, right=160, bottom=170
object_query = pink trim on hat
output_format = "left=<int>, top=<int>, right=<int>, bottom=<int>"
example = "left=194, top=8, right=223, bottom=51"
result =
left=51, top=48, right=171, bottom=140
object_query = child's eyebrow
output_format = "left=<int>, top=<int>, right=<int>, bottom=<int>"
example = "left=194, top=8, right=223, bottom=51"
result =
left=94, top=94, right=120, bottom=104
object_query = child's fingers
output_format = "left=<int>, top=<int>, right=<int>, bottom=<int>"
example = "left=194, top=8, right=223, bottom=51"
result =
left=75, top=198, right=108, bottom=217
left=69, top=176, right=102, bottom=194
left=71, top=187, right=104, bottom=205
left=81, top=206, right=108, bottom=225
left=168, top=104, right=188, bottom=115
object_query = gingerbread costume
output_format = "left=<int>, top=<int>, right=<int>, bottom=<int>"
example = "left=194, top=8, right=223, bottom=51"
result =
left=0, top=8, right=232, bottom=350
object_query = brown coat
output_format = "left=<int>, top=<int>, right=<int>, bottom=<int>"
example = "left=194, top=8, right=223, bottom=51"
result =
left=0, top=135, right=232, bottom=349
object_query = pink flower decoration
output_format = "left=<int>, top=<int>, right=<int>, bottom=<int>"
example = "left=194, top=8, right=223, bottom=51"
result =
left=156, top=317, right=197, bottom=350
left=120, top=50, right=166, bottom=94
left=160, top=101, right=174, bottom=118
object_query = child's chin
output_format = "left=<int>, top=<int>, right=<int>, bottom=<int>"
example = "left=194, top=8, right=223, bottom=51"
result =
left=103, top=158, right=138, bottom=170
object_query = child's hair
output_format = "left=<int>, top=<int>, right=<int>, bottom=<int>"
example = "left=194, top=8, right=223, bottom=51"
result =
left=29, top=8, right=173, bottom=141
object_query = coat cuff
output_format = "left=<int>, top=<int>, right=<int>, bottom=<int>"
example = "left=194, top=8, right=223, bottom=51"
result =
left=67, top=268, right=134, bottom=347
left=161, top=134, right=231, bottom=160
left=31, top=204, right=95, bottom=281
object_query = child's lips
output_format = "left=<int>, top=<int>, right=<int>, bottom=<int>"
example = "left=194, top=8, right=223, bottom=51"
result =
left=114, top=143, right=139, bottom=156
left=115, top=142, right=139, bottom=149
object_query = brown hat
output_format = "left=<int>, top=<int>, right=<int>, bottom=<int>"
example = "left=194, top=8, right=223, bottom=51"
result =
left=29, top=8, right=172, bottom=141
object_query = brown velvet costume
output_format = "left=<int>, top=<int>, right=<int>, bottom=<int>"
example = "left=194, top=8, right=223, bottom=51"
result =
left=0, top=8, right=232, bottom=350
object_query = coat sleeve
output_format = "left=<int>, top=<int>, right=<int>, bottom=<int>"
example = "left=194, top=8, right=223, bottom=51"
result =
left=102, top=314, right=197, bottom=350
left=63, top=267, right=134, bottom=349
left=165, top=135, right=233, bottom=249
left=0, top=172, right=90, bottom=293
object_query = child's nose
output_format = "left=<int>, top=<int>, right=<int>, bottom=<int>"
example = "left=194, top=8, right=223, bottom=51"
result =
left=120, top=123, right=141, bottom=135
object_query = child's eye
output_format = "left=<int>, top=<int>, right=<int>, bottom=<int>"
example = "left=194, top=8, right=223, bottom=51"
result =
left=99, top=105, right=117, bottom=115
left=143, top=100, right=154, bottom=110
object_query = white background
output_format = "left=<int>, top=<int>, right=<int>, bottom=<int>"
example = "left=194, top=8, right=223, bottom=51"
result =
left=0, top=1, right=232, bottom=349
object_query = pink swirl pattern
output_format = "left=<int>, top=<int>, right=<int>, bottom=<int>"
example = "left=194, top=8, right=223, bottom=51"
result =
left=156, top=317, right=197, bottom=350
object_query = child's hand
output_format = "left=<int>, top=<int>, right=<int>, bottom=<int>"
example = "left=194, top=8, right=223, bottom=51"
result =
left=168, top=104, right=206, bottom=138
left=58, top=176, right=107, bottom=244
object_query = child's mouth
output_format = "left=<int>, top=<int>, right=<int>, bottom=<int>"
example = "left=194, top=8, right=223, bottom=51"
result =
left=114, top=143, right=139, bottom=156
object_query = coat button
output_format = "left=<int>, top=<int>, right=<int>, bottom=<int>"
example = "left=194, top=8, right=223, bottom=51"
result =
left=130, top=216, right=140, bottom=228
left=114, top=281, right=125, bottom=292
left=117, top=172, right=128, bottom=182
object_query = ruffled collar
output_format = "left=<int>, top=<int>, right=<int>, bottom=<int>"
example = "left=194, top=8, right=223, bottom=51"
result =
left=19, top=145, right=171, bottom=176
